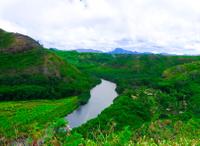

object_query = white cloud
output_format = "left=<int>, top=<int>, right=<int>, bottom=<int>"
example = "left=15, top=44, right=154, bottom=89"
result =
left=0, top=0, right=200, bottom=54
left=0, top=19, right=27, bottom=34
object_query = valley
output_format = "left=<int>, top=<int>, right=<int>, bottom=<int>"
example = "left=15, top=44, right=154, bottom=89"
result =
left=0, top=29, right=199, bottom=145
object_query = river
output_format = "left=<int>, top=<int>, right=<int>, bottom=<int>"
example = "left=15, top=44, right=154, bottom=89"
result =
left=65, top=79, right=118, bottom=128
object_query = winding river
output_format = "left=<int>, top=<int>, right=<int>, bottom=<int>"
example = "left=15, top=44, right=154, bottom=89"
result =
left=65, top=79, right=118, bottom=128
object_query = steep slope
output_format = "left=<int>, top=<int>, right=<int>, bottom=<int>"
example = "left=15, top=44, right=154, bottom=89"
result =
left=0, top=29, right=95, bottom=101
left=0, top=29, right=40, bottom=53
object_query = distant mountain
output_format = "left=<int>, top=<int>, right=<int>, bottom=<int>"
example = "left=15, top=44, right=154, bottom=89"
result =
left=139, top=51, right=154, bottom=55
left=74, top=48, right=169, bottom=55
left=53, top=48, right=156, bottom=55
left=159, top=52, right=175, bottom=56
left=108, top=48, right=153, bottom=55
left=76, top=49, right=103, bottom=53
left=108, top=48, right=138, bottom=54
left=49, top=48, right=59, bottom=51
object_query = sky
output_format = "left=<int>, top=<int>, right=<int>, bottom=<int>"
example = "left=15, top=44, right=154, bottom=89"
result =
left=0, top=0, right=200, bottom=54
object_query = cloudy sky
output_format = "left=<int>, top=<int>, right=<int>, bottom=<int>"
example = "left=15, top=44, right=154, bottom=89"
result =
left=0, top=0, right=200, bottom=54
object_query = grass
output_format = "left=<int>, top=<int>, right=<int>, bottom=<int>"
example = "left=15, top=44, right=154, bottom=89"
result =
left=0, top=97, right=78, bottom=140
left=45, top=118, right=200, bottom=145
left=0, top=29, right=14, bottom=49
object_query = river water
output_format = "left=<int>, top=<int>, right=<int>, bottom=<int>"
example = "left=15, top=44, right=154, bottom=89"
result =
left=65, top=79, right=118, bottom=128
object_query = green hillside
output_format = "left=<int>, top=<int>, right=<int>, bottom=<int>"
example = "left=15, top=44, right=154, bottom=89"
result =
left=0, top=29, right=97, bottom=102
left=52, top=50, right=200, bottom=145
left=0, top=97, right=78, bottom=140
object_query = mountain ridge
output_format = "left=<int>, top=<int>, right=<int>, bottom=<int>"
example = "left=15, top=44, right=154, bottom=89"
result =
left=75, top=48, right=103, bottom=53
left=0, top=29, right=41, bottom=53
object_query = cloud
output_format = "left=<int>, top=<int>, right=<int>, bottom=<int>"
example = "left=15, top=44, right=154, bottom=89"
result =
left=0, top=0, right=200, bottom=54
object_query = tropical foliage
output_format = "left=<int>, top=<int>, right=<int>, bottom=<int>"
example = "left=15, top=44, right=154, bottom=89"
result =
left=0, top=30, right=199, bottom=145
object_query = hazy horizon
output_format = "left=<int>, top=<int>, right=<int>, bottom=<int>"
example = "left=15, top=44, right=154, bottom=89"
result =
left=0, top=0, right=200, bottom=55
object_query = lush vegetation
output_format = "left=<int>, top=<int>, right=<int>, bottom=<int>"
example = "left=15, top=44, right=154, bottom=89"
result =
left=0, top=30, right=98, bottom=103
left=37, top=118, right=199, bottom=145
left=0, top=29, right=199, bottom=145
left=0, top=29, right=14, bottom=49
left=52, top=50, right=200, bottom=145
left=0, top=97, right=78, bottom=144
left=52, top=50, right=200, bottom=91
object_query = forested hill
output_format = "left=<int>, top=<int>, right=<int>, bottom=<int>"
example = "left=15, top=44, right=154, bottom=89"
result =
left=52, top=50, right=200, bottom=145
left=0, top=29, right=97, bottom=102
